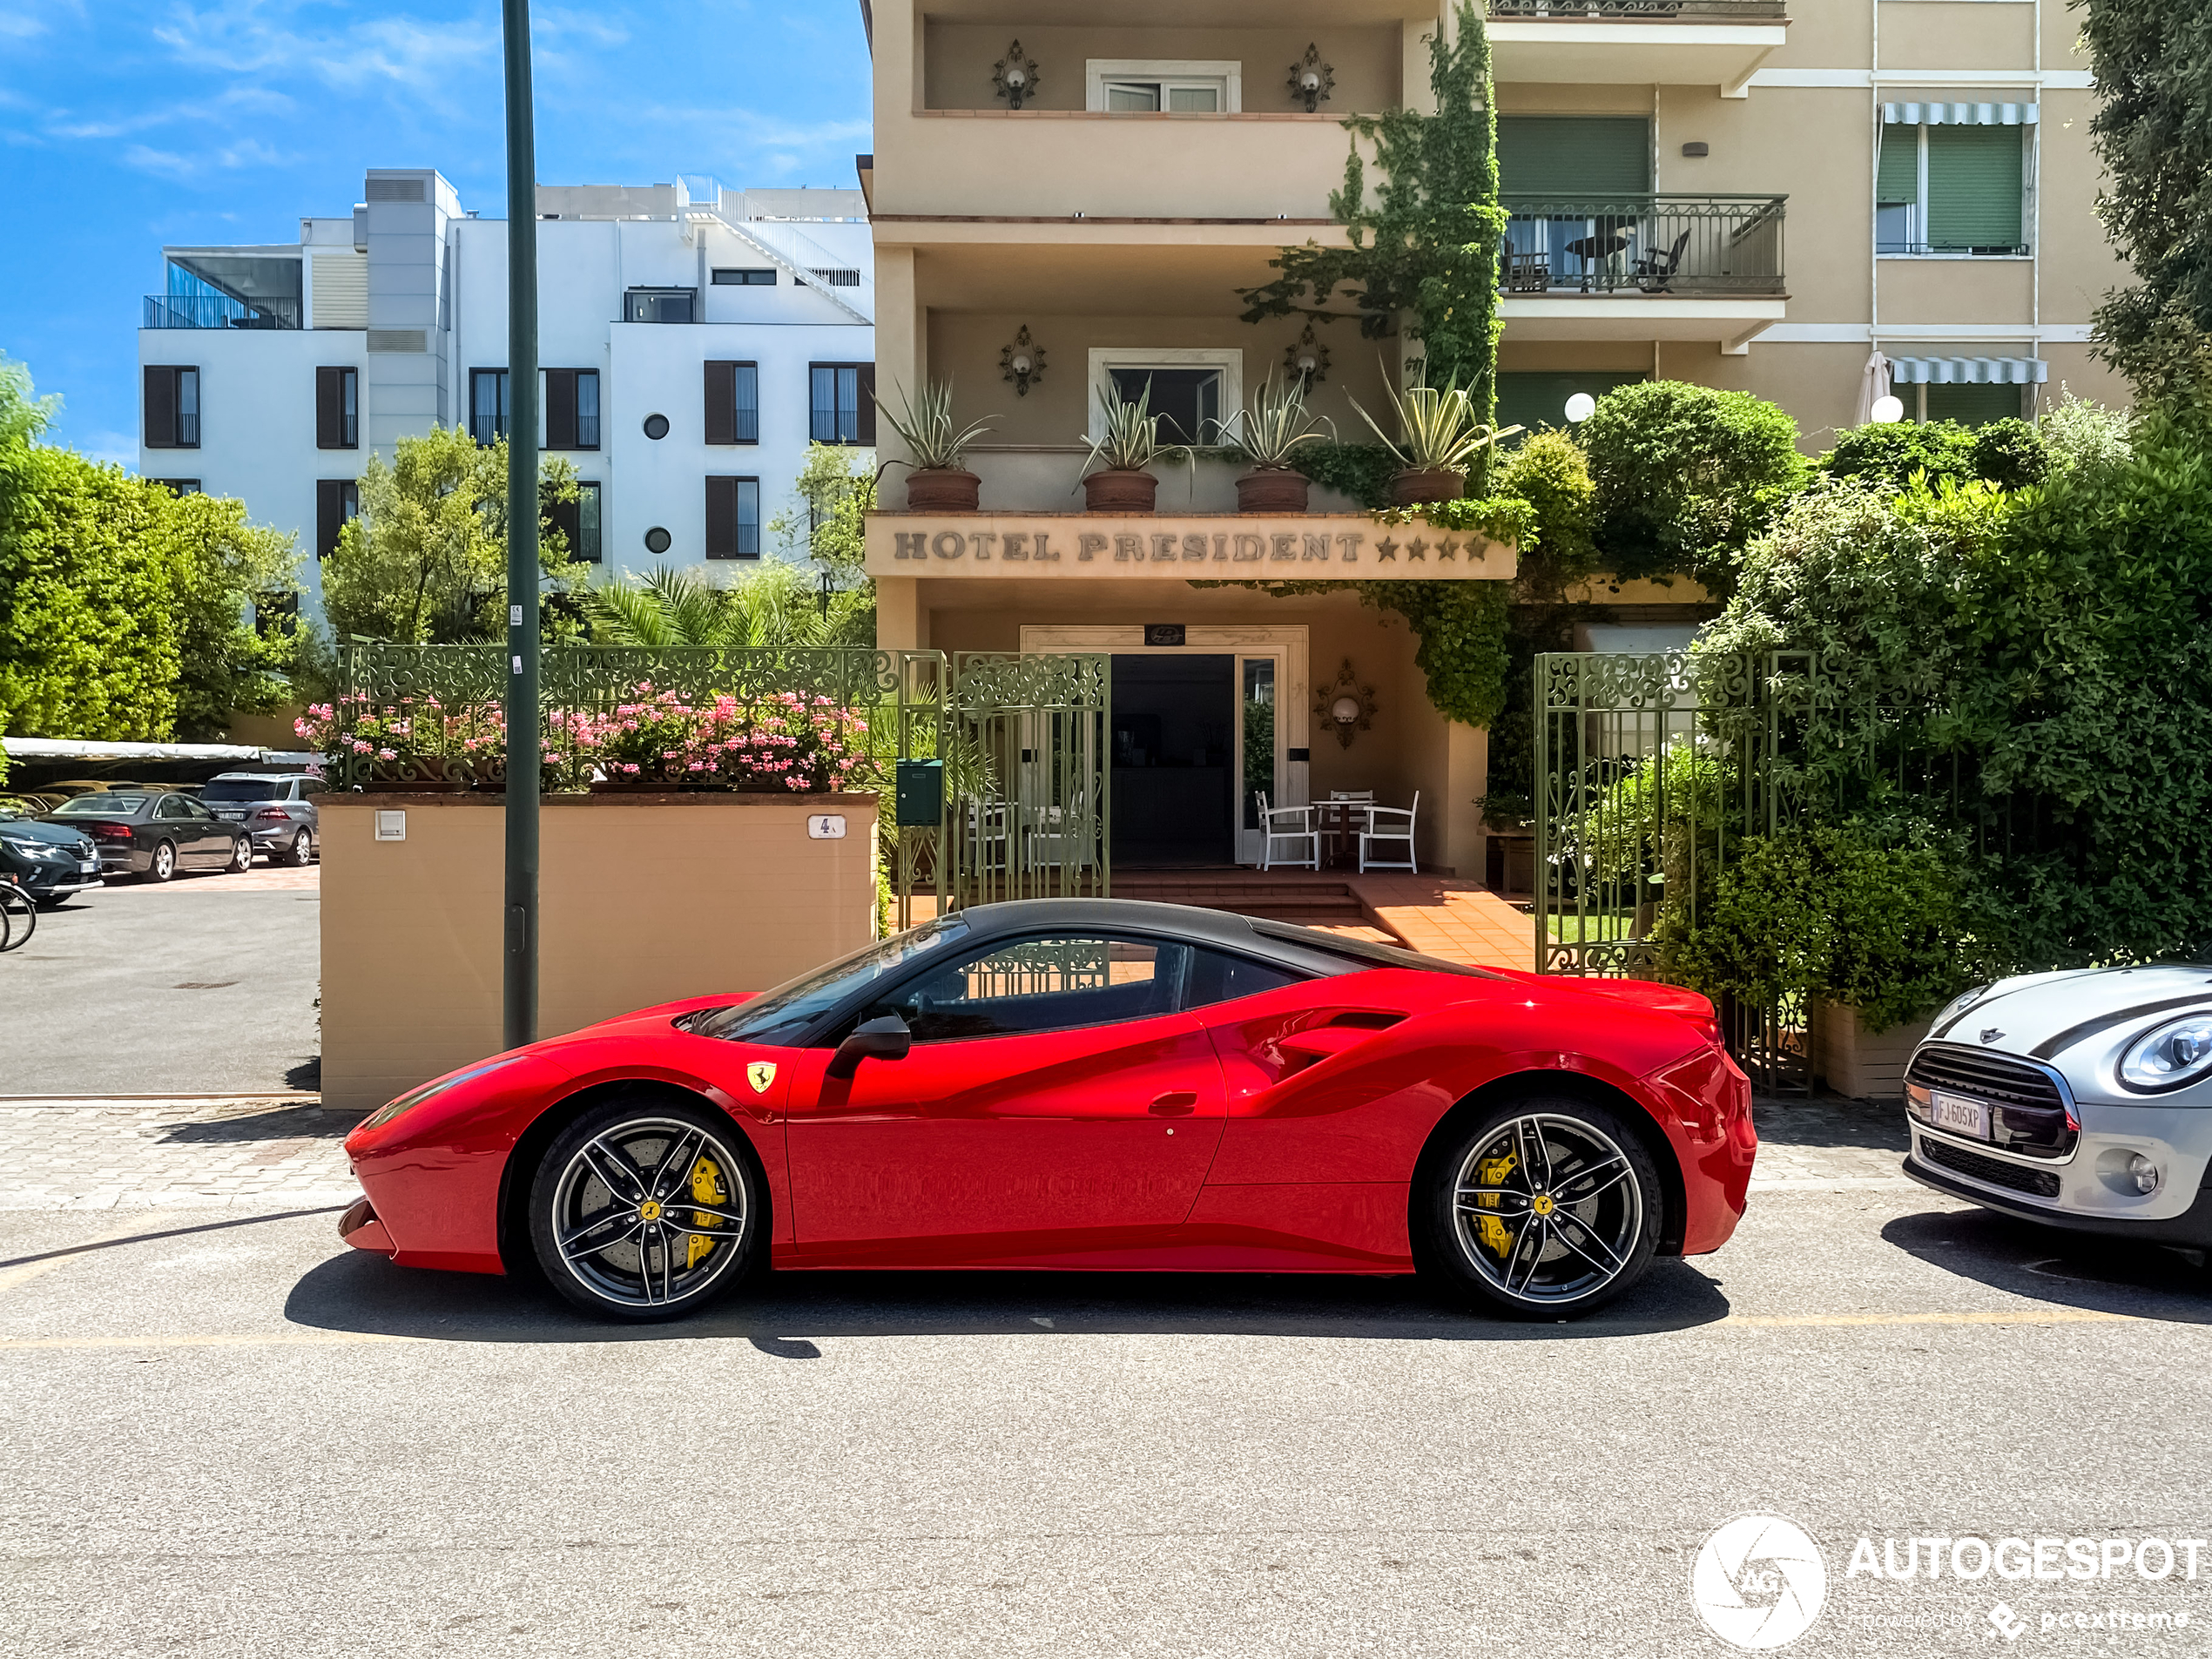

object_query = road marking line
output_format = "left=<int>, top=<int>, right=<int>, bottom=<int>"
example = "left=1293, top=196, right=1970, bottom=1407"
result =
left=0, top=1212, right=177, bottom=1295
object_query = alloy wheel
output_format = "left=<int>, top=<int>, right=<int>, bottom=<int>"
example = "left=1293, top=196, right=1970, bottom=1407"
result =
left=546, top=1116, right=749, bottom=1312
left=1451, top=1112, right=1644, bottom=1306
left=150, top=841, right=176, bottom=882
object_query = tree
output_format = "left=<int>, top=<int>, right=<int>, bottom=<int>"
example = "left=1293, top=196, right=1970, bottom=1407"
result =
left=1576, top=381, right=1809, bottom=595
left=2075, top=1, right=2212, bottom=402
left=1238, top=2, right=1506, bottom=416
left=163, top=491, right=304, bottom=739
left=319, top=425, right=585, bottom=644
left=769, top=442, right=875, bottom=581
left=589, top=562, right=874, bottom=651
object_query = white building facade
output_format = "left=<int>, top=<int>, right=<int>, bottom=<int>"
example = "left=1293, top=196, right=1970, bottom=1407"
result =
left=137, top=169, right=874, bottom=607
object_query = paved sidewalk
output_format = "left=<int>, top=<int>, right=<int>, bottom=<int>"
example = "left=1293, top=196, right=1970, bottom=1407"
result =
left=0, top=1098, right=359, bottom=1211
left=1347, top=874, right=1536, bottom=971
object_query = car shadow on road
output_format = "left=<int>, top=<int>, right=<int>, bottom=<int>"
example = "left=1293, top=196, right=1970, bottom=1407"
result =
left=282, top=1251, right=1732, bottom=1349
left=1882, top=1207, right=2212, bottom=1324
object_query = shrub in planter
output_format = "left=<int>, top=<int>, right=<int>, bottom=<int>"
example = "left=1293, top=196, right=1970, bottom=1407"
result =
left=1076, top=379, right=1193, bottom=515
left=578, top=685, right=704, bottom=786
left=1214, top=372, right=1333, bottom=513
left=697, top=691, right=873, bottom=792
left=1351, top=377, right=1521, bottom=507
left=874, top=377, right=995, bottom=512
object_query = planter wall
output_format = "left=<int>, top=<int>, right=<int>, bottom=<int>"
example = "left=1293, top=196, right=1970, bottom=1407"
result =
left=320, top=792, right=879, bottom=1114
left=1810, top=999, right=1933, bottom=1100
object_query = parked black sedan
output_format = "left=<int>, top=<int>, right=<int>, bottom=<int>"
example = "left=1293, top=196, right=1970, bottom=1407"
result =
left=0, top=801, right=104, bottom=905
left=43, top=791, right=252, bottom=882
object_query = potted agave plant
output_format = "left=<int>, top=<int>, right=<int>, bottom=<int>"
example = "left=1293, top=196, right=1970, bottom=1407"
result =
left=874, top=378, right=995, bottom=512
left=1213, top=372, right=1335, bottom=514
left=1351, top=377, right=1524, bottom=507
left=1076, top=378, right=1194, bottom=515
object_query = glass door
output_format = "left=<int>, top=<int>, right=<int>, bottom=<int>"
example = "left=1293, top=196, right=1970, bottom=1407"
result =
left=1237, top=656, right=1280, bottom=866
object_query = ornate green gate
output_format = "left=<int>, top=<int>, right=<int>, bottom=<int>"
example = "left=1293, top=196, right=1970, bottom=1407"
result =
left=940, top=653, right=1112, bottom=907
left=1532, top=649, right=1815, bottom=1090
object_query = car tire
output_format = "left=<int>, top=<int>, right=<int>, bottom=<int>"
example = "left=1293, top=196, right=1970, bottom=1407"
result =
left=529, top=1095, right=766, bottom=1323
left=1420, top=1095, right=1664, bottom=1320
left=147, top=841, right=177, bottom=883
left=283, top=828, right=313, bottom=867
left=229, top=837, right=253, bottom=873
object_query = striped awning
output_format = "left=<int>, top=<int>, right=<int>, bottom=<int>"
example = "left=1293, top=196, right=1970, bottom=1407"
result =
left=1882, top=102, right=2038, bottom=126
left=1888, top=355, right=2048, bottom=386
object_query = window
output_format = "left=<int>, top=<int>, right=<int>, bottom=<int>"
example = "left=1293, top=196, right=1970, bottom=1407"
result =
left=155, top=795, right=192, bottom=821
left=808, top=267, right=862, bottom=287
left=695, top=914, right=970, bottom=1046
left=144, top=366, right=199, bottom=449
left=1497, top=116, right=1650, bottom=194
left=315, top=480, right=359, bottom=561
left=469, top=369, right=509, bottom=443
left=1922, top=382, right=2024, bottom=426
left=1495, top=371, right=1647, bottom=438
left=624, top=287, right=697, bottom=324
left=546, top=368, right=600, bottom=450
left=1108, top=367, right=1220, bottom=445
left=858, top=935, right=1190, bottom=1042
left=704, top=361, right=760, bottom=445
left=1184, top=948, right=1306, bottom=1009
left=809, top=363, right=874, bottom=444
left=704, top=475, right=760, bottom=559
left=711, top=268, right=776, bottom=286
left=1878, top=119, right=2028, bottom=255
left=1086, top=60, right=1241, bottom=113
left=152, top=479, right=201, bottom=496
left=315, top=366, right=358, bottom=449
left=545, top=480, right=603, bottom=563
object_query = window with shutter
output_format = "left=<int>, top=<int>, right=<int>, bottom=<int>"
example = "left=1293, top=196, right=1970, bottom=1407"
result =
left=704, top=362, right=759, bottom=445
left=1923, top=383, right=2021, bottom=427
left=705, top=477, right=760, bottom=559
left=1876, top=126, right=1920, bottom=253
left=315, top=367, right=358, bottom=449
left=545, top=368, right=598, bottom=450
left=1497, top=117, right=1651, bottom=195
left=1928, top=125, right=2024, bottom=252
left=145, top=366, right=178, bottom=449
left=809, top=363, right=873, bottom=444
left=315, top=479, right=358, bottom=560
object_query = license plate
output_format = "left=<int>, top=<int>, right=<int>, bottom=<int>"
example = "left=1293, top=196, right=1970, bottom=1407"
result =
left=216, top=811, right=244, bottom=820
left=79, top=860, right=98, bottom=873
left=1930, top=1090, right=1990, bottom=1139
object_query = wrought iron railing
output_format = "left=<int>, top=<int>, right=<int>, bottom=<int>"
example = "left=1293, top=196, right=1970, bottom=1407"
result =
left=142, top=293, right=302, bottom=330
left=1500, top=194, right=1785, bottom=295
left=1489, top=1, right=1788, bottom=17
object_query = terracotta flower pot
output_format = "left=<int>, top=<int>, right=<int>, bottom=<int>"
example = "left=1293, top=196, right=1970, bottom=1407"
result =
left=903, top=468, right=981, bottom=512
left=1082, top=469, right=1158, bottom=514
left=1389, top=468, right=1466, bottom=507
left=1235, top=469, right=1311, bottom=515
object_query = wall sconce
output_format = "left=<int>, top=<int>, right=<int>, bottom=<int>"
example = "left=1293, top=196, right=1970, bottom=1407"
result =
left=1288, top=44, right=1334, bottom=113
left=999, top=324, right=1045, bottom=396
left=1315, top=659, right=1377, bottom=748
left=994, top=41, right=1040, bottom=111
left=1285, top=322, right=1331, bottom=386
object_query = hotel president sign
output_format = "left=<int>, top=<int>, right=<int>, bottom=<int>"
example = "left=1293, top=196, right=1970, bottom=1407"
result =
left=863, top=515, right=1516, bottom=582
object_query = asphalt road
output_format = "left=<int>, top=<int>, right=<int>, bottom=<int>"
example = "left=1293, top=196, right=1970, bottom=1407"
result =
left=3, top=1172, right=2209, bottom=1656
left=0, top=867, right=320, bottom=1095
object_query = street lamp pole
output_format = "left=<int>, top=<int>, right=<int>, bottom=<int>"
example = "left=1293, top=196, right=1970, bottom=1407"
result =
left=500, top=0, right=540, bottom=1051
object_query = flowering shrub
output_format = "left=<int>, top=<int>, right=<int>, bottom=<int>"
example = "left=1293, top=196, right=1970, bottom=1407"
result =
left=577, top=685, right=702, bottom=783
left=693, top=692, right=872, bottom=792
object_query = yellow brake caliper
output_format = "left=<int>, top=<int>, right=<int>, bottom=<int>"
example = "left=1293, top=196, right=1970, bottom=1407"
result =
left=1474, top=1148, right=1518, bottom=1258
left=685, top=1156, right=727, bottom=1269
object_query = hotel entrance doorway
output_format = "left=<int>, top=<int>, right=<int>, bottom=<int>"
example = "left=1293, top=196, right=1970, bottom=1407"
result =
left=1109, top=654, right=1235, bottom=866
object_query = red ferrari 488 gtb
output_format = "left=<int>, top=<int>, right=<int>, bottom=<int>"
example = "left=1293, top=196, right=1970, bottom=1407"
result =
left=340, top=899, right=1754, bottom=1321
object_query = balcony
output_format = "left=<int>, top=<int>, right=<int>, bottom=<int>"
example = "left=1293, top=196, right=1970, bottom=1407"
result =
left=1486, top=0, right=1789, bottom=94
left=142, top=293, right=302, bottom=330
left=1497, top=193, right=1787, bottom=349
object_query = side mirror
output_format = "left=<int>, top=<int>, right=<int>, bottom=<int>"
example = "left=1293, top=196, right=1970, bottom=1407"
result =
left=826, top=1013, right=912, bottom=1080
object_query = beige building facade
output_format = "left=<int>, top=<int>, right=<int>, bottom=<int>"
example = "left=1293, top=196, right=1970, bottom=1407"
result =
left=861, top=0, right=2122, bottom=880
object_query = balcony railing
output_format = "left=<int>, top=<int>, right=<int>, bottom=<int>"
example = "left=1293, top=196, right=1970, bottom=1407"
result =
left=142, top=293, right=302, bottom=330
left=1499, top=194, right=1785, bottom=296
left=1488, top=1, right=1788, bottom=17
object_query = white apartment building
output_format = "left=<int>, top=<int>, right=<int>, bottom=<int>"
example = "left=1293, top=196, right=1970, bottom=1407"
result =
left=137, top=169, right=875, bottom=607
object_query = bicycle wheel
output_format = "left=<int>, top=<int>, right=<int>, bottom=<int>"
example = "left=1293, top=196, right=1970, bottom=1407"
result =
left=0, top=881, right=33, bottom=953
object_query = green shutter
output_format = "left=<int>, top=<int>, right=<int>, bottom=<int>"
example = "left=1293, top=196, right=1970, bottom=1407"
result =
left=1495, top=371, right=1648, bottom=437
left=1876, top=125, right=1919, bottom=206
left=1923, top=382, right=2022, bottom=427
left=1926, top=125, right=2023, bottom=250
left=1497, top=117, right=1651, bottom=196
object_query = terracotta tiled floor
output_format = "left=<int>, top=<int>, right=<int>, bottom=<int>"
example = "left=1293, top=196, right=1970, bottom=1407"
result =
left=1345, top=874, right=1538, bottom=971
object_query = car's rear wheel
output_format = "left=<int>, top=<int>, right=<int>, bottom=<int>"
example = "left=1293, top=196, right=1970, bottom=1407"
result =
left=529, top=1098, right=765, bottom=1322
left=147, top=840, right=177, bottom=883
left=283, top=828, right=314, bottom=867
left=1422, top=1096, right=1662, bottom=1319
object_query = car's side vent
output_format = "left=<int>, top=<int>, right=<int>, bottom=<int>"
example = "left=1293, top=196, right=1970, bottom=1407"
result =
left=1322, top=1010, right=1404, bottom=1032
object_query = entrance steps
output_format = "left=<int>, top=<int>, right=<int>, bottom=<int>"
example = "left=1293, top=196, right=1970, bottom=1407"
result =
left=1110, top=870, right=1386, bottom=938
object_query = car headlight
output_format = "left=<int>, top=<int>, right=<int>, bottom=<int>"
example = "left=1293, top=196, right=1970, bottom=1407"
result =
left=358, top=1058, right=519, bottom=1131
left=2118, top=1013, right=2212, bottom=1094
left=1938, top=984, right=1991, bottom=1026
left=1, top=837, right=57, bottom=860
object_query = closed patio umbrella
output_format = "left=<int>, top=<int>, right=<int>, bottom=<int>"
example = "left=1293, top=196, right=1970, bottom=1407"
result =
left=1853, top=349, right=1894, bottom=427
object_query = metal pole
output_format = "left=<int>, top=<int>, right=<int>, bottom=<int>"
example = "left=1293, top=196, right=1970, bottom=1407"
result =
left=501, top=0, right=540, bottom=1050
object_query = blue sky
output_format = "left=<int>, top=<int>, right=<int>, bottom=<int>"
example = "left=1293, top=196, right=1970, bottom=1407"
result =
left=0, top=1, right=873, bottom=465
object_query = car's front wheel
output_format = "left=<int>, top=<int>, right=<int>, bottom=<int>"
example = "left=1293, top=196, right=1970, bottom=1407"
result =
left=529, top=1097, right=765, bottom=1321
left=229, top=837, right=252, bottom=873
left=1422, top=1096, right=1663, bottom=1319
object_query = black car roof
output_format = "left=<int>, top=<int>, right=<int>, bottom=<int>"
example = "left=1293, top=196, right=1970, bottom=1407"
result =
left=954, top=897, right=1498, bottom=980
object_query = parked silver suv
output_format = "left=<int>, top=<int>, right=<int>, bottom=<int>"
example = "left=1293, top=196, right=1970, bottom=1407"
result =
left=200, top=772, right=321, bottom=866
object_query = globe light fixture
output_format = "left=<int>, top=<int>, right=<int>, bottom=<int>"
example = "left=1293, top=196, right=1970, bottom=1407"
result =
left=1284, top=322, right=1331, bottom=385
left=1870, top=394, right=1905, bottom=423
left=993, top=42, right=1040, bottom=111
left=1287, top=44, right=1334, bottom=112
left=999, top=323, right=1046, bottom=396
left=1564, top=392, right=1597, bottom=423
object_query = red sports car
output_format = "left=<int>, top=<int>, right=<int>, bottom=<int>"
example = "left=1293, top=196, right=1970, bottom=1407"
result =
left=340, top=899, right=1755, bottom=1321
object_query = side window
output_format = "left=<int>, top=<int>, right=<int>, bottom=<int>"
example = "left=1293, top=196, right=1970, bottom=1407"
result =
left=155, top=796, right=191, bottom=820
left=182, top=797, right=214, bottom=819
left=862, top=935, right=1189, bottom=1042
left=1184, top=948, right=1308, bottom=1010
left=300, top=780, right=324, bottom=798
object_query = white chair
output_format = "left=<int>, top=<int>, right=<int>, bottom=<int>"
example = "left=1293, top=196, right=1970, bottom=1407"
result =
left=1358, top=792, right=1420, bottom=874
left=1256, top=791, right=1319, bottom=872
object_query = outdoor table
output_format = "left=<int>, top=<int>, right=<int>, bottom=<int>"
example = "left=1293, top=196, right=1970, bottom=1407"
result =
left=1564, top=229, right=1632, bottom=292
left=1316, top=799, right=1375, bottom=867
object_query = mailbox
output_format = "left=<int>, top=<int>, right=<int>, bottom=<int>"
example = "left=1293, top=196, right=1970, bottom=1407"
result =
left=894, top=759, right=944, bottom=827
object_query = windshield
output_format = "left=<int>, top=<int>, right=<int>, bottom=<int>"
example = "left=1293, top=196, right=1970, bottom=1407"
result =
left=54, top=795, right=147, bottom=816
left=695, top=916, right=970, bottom=1047
left=201, top=779, right=281, bottom=803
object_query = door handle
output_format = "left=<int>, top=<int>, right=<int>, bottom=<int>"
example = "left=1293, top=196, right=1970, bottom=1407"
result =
left=1149, top=1090, right=1198, bottom=1116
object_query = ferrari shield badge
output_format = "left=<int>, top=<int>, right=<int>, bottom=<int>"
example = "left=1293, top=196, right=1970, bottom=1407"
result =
left=746, top=1061, right=777, bottom=1095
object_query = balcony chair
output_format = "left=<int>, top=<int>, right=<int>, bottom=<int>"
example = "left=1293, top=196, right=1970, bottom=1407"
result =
left=1635, top=230, right=1694, bottom=294
left=1506, top=252, right=1552, bottom=293
left=1357, top=792, right=1420, bottom=875
left=1256, top=792, right=1320, bottom=873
